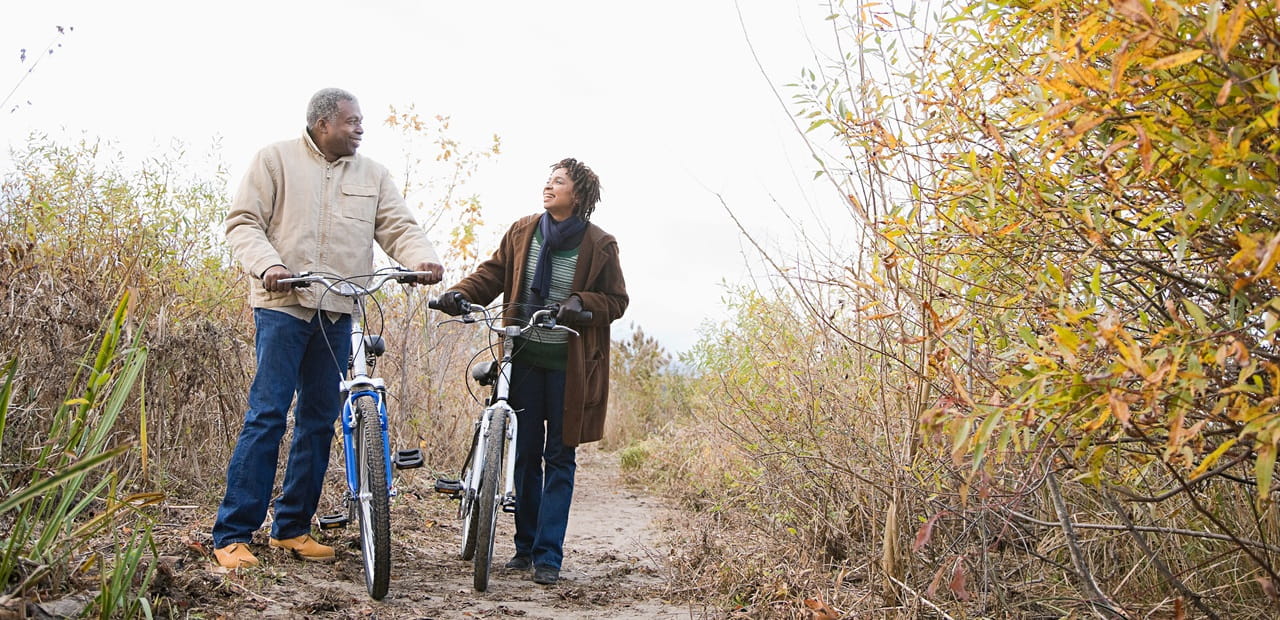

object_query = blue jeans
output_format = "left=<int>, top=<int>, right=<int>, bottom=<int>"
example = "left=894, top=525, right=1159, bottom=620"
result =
left=509, top=361, right=576, bottom=570
left=213, top=308, right=352, bottom=548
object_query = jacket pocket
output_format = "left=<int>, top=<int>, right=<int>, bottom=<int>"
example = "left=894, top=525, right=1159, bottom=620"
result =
left=583, top=357, right=607, bottom=410
left=339, top=183, right=377, bottom=223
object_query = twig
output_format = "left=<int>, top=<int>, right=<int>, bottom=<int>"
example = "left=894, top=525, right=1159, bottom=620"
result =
left=886, top=575, right=956, bottom=620
left=219, top=577, right=279, bottom=604
left=1045, top=467, right=1130, bottom=619
left=2, top=26, right=71, bottom=113
left=1100, top=490, right=1220, bottom=620
left=1004, top=509, right=1280, bottom=554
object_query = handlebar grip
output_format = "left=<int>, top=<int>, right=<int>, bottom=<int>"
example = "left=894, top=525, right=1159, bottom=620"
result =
left=578, top=310, right=593, bottom=323
left=428, top=294, right=473, bottom=314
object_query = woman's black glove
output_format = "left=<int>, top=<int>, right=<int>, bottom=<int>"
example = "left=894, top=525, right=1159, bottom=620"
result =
left=433, top=291, right=467, bottom=316
left=555, top=295, right=584, bottom=325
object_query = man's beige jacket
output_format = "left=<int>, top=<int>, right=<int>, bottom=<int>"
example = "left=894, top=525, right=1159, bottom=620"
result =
left=225, top=131, right=439, bottom=315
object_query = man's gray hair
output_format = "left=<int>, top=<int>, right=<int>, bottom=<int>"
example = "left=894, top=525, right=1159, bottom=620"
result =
left=306, top=88, right=357, bottom=128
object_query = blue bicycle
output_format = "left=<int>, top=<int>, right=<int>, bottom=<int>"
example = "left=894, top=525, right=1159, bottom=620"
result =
left=281, top=267, right=431, bottom=600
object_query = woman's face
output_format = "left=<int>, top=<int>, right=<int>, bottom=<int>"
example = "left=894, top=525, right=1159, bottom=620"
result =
left=543, top=167, right=576, bottom=220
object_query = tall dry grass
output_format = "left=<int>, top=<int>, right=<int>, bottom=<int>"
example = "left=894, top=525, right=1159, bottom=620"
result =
left=1, top=136, right=251, bottom=499
left=633, top=275, right=1279, bottom=617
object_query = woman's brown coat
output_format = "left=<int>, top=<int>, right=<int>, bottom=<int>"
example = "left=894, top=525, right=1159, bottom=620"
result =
left=447, top=213, right=628, bottom=446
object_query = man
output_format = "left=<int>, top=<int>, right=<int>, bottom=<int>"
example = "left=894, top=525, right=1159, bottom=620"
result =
left=213, top=88, right=444, bottom=569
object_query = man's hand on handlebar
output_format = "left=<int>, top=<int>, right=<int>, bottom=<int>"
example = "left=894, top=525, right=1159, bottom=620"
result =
left=262, top=265, right=294, bottom=293
left=412, top=261, right=445, bottom=286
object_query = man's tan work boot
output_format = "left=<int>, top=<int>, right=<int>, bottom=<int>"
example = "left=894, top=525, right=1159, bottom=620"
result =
left=269, top=534, right=336, bottom=562
left=213, top=543, right=259, bottom=569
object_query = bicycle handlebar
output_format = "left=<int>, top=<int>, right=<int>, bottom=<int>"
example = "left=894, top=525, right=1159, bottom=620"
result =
left=280, top=268, right=434, bottom=297
left=427, top=296, right=592, bottom=335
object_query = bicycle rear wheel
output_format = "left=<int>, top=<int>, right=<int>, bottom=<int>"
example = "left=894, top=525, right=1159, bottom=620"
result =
left=354, top=395, right=391, bottom=600
left=473, top=412, right=507, bottom=592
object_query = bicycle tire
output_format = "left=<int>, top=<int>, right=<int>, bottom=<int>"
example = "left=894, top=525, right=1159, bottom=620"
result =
left=459, top=445, right=480, bottom=561
left=354, top=395, right=392, bottom=600
left=473, top=412, right=507, bottom=592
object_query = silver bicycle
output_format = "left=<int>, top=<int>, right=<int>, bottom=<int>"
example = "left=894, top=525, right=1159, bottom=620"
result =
left=428, top=297, right=588, bottom=591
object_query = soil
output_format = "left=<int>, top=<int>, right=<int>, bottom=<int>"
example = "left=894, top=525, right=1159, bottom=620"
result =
left=155, top=446, right=696, bottom=619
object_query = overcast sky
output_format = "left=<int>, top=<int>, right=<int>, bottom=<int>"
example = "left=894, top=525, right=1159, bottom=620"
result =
left=2, top=1, right=854, bottom=356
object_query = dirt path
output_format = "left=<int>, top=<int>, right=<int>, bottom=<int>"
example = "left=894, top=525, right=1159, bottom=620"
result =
left=164, top=446, right=696, bottom=619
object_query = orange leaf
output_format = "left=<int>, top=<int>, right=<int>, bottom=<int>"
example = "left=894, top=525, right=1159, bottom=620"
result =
left=914, top=511, right=947, bottom=552
left=1107, top=390, right=1132, bottom=426
left=1216, top=79, right=1234, bottom=106
left=1259, top=576, right=1280, bottom=603
left=1137, top=124, right=1153, bottom=175
left=949, top=557, right=971, bottom=601
left=803, top=597, right=841, bottom=620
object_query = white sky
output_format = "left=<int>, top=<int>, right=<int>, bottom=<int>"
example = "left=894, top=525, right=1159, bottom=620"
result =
left=2, top=1, right=854, bottom=356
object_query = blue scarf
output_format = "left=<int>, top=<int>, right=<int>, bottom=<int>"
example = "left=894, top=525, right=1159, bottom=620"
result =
left=530, top=212, right=588, bottom=305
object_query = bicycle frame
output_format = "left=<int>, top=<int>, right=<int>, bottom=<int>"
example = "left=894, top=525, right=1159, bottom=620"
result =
left=461, top=325, right=522, bottom=517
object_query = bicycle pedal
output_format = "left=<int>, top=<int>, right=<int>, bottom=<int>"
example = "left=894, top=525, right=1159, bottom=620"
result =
left=501, top=495, right=517, bottom=514
left=434, top=478, right=463, bottom=498
left=395, top=448, right=424, bottom=469
left=318, top=513, right=349, bottom=529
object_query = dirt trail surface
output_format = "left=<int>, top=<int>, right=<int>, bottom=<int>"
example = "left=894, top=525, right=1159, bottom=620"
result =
left=161, top=447, right=697, bottom=619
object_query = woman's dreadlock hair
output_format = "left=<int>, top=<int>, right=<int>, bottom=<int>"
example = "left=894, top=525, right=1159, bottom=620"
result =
left=552, top=157, right=601, bottom=221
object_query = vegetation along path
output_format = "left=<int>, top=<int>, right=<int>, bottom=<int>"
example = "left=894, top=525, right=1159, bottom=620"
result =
left=159, top=447, right=692, bottom=619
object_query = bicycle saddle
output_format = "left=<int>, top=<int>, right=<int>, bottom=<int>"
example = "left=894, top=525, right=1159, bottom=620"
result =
left=470, top=360, right=498, bottom=386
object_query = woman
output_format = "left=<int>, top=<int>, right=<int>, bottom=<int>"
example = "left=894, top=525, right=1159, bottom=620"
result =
left=435, top=157, right=628, bottom=585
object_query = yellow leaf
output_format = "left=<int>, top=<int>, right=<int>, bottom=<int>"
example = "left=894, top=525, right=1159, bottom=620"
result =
left=1257, top=443, right=1277, bottom=509
left=1191, top=438, right=1238, bottom=478
left=1256, top=231, right=1280, bottom=278
left=1148, top=50, right=1204, bottom=71
left=1081, top=407, right=1110, bottom=432
left=64, top=397, right=90, bottom=406
left=1221, top=0, right=1248, bottom=51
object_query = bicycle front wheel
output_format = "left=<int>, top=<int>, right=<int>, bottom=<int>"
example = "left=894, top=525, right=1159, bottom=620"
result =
left=354, top=395, right=391, bottom=600
left=459, top=440, right=480, bottom=561
left=473, top=412, right=507, bottom=592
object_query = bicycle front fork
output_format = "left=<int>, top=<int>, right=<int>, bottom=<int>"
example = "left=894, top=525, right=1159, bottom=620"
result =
left=318, top=388, right=423, bottom=530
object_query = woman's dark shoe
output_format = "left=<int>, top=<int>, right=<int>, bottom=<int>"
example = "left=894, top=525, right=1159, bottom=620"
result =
left=504, top=555, right=532, bottom=570
left=532, top=565, right=559, bottom=585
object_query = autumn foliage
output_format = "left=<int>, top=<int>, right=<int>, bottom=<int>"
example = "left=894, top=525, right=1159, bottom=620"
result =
left=641, top=0, right=1280, bottom=617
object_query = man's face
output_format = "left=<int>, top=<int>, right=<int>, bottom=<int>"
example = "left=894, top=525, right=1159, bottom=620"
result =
left=316, top=99, right=363, bottom=160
